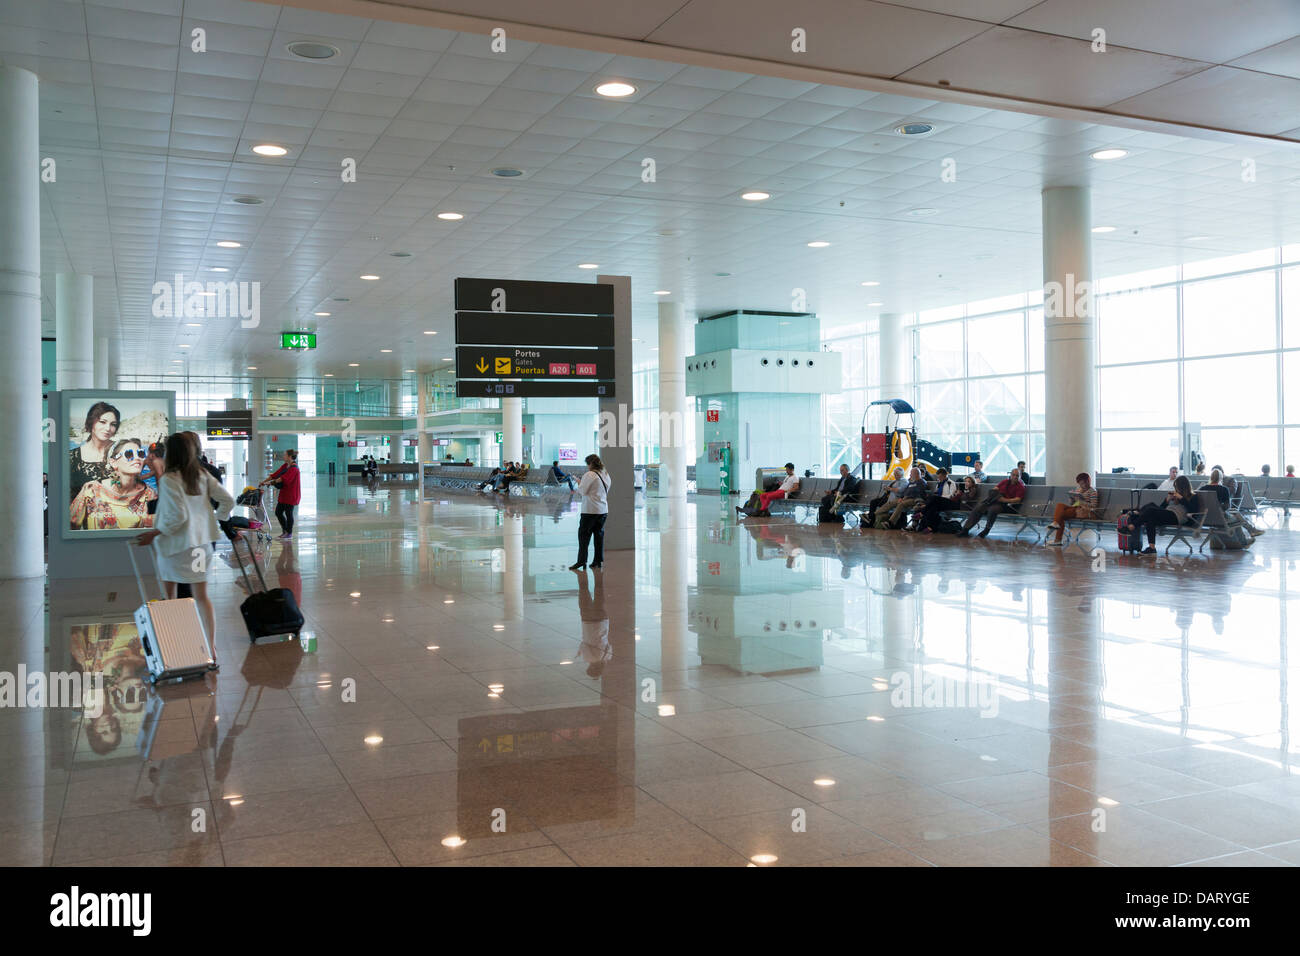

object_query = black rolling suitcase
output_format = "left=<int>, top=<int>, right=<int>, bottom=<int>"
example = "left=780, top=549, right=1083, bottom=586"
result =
left=232, top=536, right=304, bottom=643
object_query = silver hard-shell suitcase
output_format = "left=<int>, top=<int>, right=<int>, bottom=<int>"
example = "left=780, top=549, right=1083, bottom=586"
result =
left=128, top=543, right=215, bottom=683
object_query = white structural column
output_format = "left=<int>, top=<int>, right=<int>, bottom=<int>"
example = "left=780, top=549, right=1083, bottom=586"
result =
left=416, top=374, right=432, bottom=464
left=94, top=337, right=108, bottom=388
left=503, top=513, right=525, bottom=621
left=0, top=67, right=43, bottom=579
left=658, top=496, right=690, bottom=677
left=657, top=300, right=688, bottom=498
left=877, top=312, right=909, bottom=401
left=56, top=273, right=95, bottom=388
left=1041, top=186, right=1097, bottom=485
left=597, top=275, right=633, bottom=551
left=502, top=396, right=522, bottom=463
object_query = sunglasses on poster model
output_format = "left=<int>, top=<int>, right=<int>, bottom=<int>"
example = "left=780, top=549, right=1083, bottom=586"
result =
left=112, top=448, right=146, bottom=462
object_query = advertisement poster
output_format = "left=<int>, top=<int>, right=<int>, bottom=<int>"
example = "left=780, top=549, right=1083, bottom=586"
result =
left=63, top=390, right=174, bottom=540
left=558, top=442, right=578, bottom=463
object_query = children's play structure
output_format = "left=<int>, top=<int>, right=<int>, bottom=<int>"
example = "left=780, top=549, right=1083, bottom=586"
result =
left=860, top=398, right=980, bottom=478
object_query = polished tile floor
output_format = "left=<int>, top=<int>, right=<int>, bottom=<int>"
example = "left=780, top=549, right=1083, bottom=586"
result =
left=4, top=478, right=1299, bottom=866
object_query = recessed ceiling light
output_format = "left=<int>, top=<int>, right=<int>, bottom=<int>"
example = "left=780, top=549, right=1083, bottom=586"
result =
left=251, top=144, right=288, bottom=157
left=653, top=290, right=671, bottom=295
left=423, top=330, right=437, bottom=335
left=437, top=212, right=464, bottom=220
left=324, top=373, right=333, bottom=377
left=209, top=267, right=229, bottom=272
left=216, top=240, right=241, bottom=248
left=287, top=40, right=339, bottom=60
left=750, top=854, right=778, bottom=864
left=404, top=369, right=415, bottom=373
left=490, top=167, right=524, bottom=178
left=578, top=263, right=599, bottom=269
left=380, top=349, right=392, bottom=353
left=1091, top=148, right=1128, bottom=161
left=231, top=195, right=262, bottom=205
left=363, top=734, right=383, bottom=745
left=178, top=344, right=190, bottom=349
left=807, top=241, right=830, bottom=248
left=867, top=301, right=883, bottom=307
left=902, top=207, right=939, bottom=218
left=247, top=366, right=257, bottom=370
left=813, top=778, right=836, bottom=787
left=442, top=357, right=453, bottom=361
left=185, top=322, right=202, bottom=327
left=440, top=836, right=466, bottom=848
left=348, top=363, right=359, bottom=367
left=861, top=281, right=880, bottom=287
left=895, top=122, right=934, bottom=136
left=314, top=311, right=330, bottom=316
left=595, top=81, right=636, bottom=97
left=741, top=191, right=770, bottom=201
left=1187, top=235, right=1211, bottom=241
left=1092, top=225, right=1116, bottom=233
left=171, top=359, right=183, bottom=364
left=360, top=274, right=380, bottom=280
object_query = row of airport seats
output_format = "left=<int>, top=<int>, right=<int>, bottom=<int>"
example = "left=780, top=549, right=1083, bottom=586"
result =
left=421, top=463, right=560, bottom=497
left=762, top=472, right=1282, bottom=554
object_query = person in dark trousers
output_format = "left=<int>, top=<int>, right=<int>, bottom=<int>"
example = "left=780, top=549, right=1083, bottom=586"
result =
left=918, top=468, right=959, bottom=532
left=957, top=468, right=1026, bottom=538
left=1134, top=474, right=1197, bottom=555
left=261, top=449, right=301, bottom=540
left=819, top=464, right=860, bottom=523
left=570, top=454, right=611, bottom=572
left=552, top=460, right=577, bottom=491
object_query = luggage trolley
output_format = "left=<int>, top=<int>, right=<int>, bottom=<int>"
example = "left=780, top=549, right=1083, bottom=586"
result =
left=235, top=485, right=274, bottom=552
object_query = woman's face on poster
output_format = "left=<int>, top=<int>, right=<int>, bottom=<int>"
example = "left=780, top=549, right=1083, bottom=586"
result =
left=111, top=442, right=144, bottom=478
left=92, top=412, right=119, bottom=443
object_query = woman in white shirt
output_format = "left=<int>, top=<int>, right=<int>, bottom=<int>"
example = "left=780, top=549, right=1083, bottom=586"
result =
left=570, top=453, right=611, bottom=572
left=134, top=432, right=235, bottom=660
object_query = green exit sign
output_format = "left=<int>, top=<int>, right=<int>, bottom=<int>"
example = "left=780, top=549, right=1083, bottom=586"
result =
left=281, top=332, right=316, bottom=350
left=494, top=431, right=503, bottom=444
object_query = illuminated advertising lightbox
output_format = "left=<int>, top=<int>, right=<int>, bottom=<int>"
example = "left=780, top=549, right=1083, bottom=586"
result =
left=62, top=390, right=174, bottom=541
left=558, top=443, right=579, bottom=462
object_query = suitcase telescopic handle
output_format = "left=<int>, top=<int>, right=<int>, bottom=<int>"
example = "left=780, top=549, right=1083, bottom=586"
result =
left=126, top=540, right=165, bottom=605
left=230, top=533, right=271, bottom=594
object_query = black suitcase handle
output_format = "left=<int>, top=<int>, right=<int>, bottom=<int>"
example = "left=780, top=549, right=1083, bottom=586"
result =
left=231, top=535, right=271, bottom=594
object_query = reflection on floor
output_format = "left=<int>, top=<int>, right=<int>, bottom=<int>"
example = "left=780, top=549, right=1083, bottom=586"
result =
left=4, top=480, right=1299, bottom=866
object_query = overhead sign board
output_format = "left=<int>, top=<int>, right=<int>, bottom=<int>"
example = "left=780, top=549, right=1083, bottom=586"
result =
left=455, top=312, right=614, bottom=349
left=454, top=278, right=613, bottom=315
left=206, top=409, right=252, bottom=439
left=455, top=346, right=613, bottom=381
left=457, top=380, right=614, bottom=399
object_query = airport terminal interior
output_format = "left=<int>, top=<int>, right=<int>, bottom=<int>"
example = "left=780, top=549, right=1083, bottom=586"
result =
left=2, top=0, right=1300, bottom=868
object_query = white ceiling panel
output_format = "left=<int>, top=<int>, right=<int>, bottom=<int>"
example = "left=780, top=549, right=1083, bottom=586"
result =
left=1109, top=66, right=1300, bottom=136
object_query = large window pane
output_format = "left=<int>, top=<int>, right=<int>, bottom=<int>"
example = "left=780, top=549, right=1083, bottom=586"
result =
left=1183, top=248, right=1276, bottom=280
left=1287, top=352, right=1299, bottom=425
left=1285, top=428, right=1300, bottom=476
left=1098, top=362, right=1178, bottom=428
left=1101, top=430, right=1180, bottom=474
left=1097, top=287, right=1177, bottom=365
left=1028, top=309, right=1044, bottom=372
left=1283, top=266, right=1300, bottom=349
left=917, top=381, right=966, bottom=445
left=968, top=433, right=1021, bottom=476
left=968, top=312, right=1026, bottom=376
left=1028, top=373, right=1045, bottom=431
left=1184, top=354, right=1277, bottom=426
left=917, top=321, right=963, bottom=381
left=1200, top=427, right=1278, bottom=478
left=970, top=376, right=1026, bottom=432
left=1183, top=272, right=1275, bottom=357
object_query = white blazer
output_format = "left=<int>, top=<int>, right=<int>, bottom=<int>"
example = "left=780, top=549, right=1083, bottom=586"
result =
left=153, top=471, right=234, bottom=557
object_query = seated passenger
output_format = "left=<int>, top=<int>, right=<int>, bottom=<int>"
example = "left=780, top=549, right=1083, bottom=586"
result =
left=875, top=467, right=928, bottom=529
left=478, top=467, right=501, bottom=492
left=956, top=468, right=1025, bottom=539
left=756, top=463, right=800, bottom=515
left=1046, top=472, right=1099, bottom=546
left=552, top=460, right=577, bottom=491
left=1156, top=466, right=1179, bottom=491
left=864, top=466, right=906, bottom=526
left=499, top=462, right=528, bottom=493
left=1131, top=475, right=1197, bottom=555
left=970, top=460, right=987, bottom=483
left=1206, top=469, right=1263, bottom=538
left=1261, top=464, right=1272, bottom=478
left=819, top=464, right=860, bottom=523
left=1287, top=464, right=1296, bottom=478
left=918, top=468, right=960, bottom=532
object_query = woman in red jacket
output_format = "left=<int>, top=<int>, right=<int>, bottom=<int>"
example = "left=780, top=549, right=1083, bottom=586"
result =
left=261, top=449, right=301, bottom=540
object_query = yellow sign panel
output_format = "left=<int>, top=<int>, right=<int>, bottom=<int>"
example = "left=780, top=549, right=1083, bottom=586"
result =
left=495, top=357, right=512, bottom=374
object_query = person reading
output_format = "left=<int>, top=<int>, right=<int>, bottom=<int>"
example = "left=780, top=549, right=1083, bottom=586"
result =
left=1046, top=472, right=1098, bottom=546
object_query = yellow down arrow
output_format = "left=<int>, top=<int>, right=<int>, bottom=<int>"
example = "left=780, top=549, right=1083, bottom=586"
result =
left=476, top=357, right=488, bottom=373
